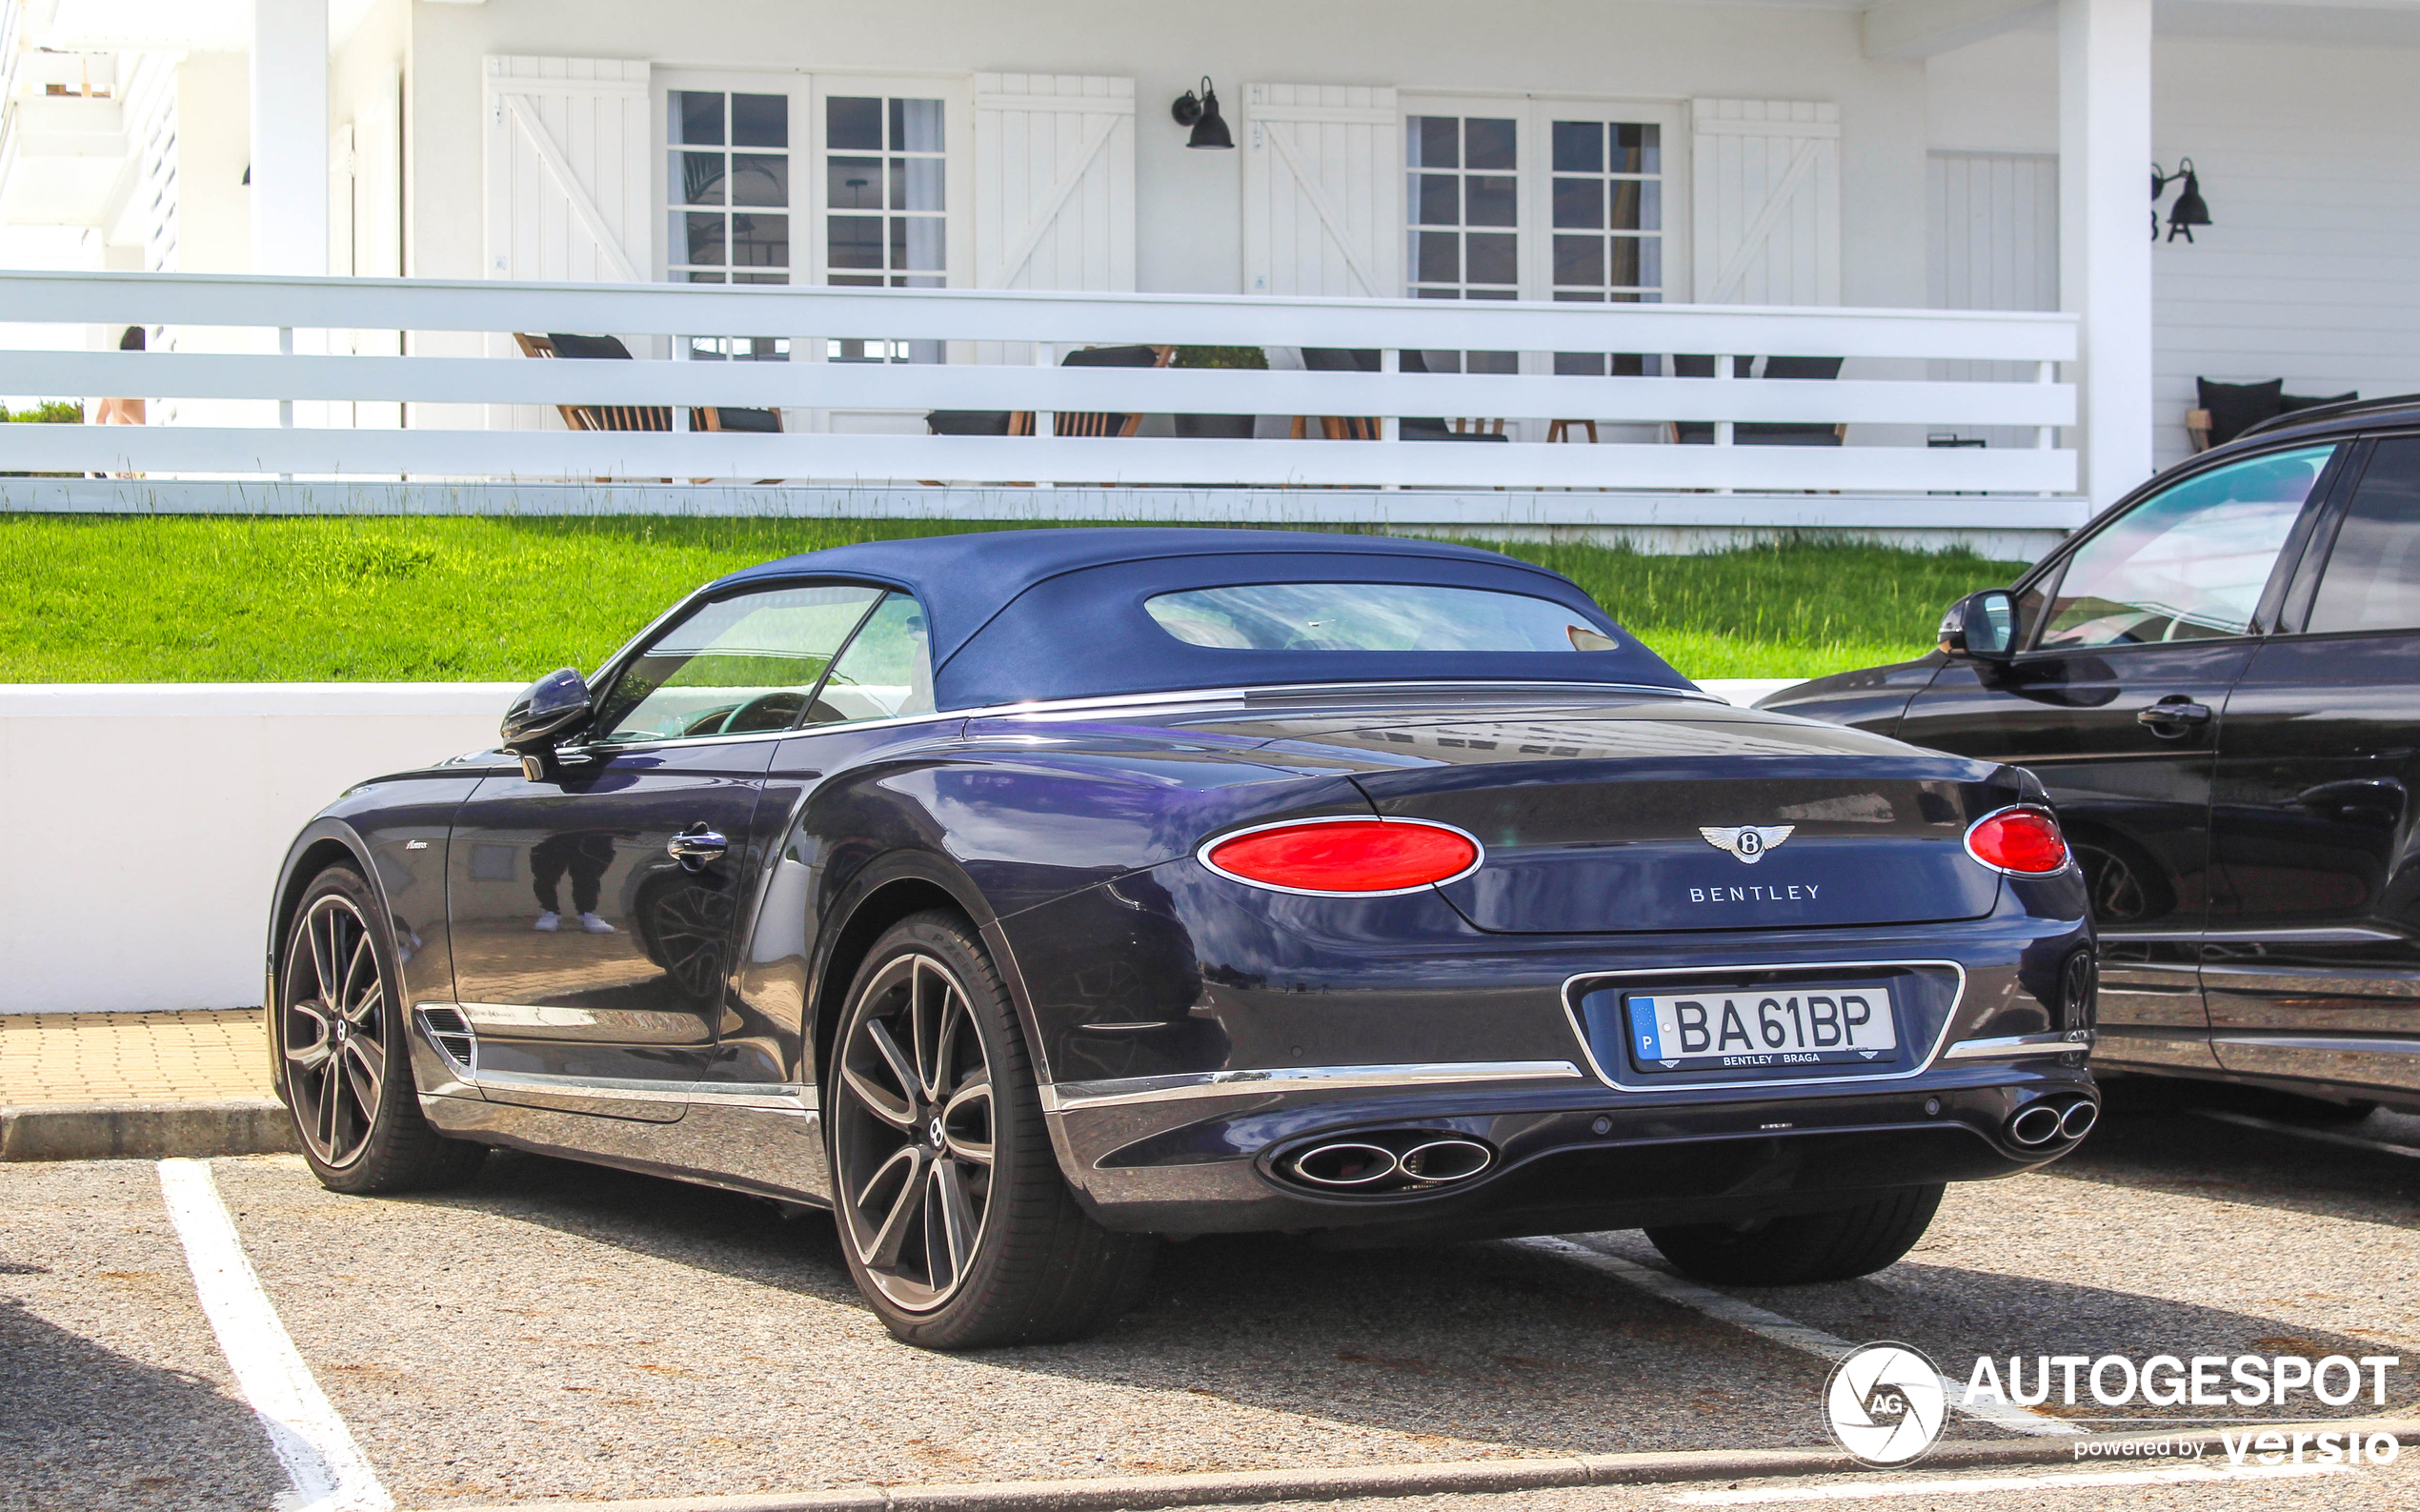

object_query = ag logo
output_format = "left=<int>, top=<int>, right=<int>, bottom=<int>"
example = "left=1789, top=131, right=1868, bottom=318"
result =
left=1699, top=825, right=1794, bottom=865
left=1824, top=1342, right=1946, bottom=1467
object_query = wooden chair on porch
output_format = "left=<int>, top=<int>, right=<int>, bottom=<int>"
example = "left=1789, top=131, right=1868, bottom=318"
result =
left=513, top=333, right=785, bottom=480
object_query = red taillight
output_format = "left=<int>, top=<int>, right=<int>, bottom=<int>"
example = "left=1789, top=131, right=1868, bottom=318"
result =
left=1201, top=819, right=1481, bottom=895
left=1966, top=806, right=2068, bottom=875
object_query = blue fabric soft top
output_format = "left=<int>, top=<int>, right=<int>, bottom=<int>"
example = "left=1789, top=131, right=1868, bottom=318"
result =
left=713, top=528, right=1688, bottom=709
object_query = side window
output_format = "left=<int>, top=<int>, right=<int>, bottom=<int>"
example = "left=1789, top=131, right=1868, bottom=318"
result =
left=809, top=592, right=934, bottom=726
left=2035, top=445, right=2337, bottom=650
left=593, top=584, right=884, bottom=743
left=2305, top=438, right=2420, bottom=635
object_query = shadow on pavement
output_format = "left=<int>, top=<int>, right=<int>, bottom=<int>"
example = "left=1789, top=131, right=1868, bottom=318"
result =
left=0, top=1294, right=285, bottom=1512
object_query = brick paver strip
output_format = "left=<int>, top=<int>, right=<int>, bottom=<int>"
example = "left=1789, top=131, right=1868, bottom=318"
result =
left=0, top=1009, right=269, bottom=1107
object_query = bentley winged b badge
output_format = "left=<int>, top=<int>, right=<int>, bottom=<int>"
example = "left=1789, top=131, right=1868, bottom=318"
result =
left=1700, top=824, right=1795, bottom=864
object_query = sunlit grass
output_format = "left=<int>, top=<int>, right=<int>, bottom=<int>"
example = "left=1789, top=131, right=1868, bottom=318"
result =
left=0, top=514, right=2026, bottom=683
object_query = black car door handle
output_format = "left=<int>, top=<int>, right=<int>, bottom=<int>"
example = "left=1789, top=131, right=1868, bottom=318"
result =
left=667, top=825, right=729, bottom=869
left=2136, top=700, right=2213, bottom=735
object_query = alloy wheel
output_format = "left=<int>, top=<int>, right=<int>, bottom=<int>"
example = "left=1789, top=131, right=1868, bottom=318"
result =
left=831, top=952, right=998, bottom=1311
left=281, top=894, right=390, bottom=1167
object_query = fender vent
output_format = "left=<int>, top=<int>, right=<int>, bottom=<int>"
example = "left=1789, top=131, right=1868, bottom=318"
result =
left=415, top=1006, right=476, bottom=1071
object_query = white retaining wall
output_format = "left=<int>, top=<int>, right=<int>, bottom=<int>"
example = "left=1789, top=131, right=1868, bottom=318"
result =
left=0, top=678, right=1795, bottom=1014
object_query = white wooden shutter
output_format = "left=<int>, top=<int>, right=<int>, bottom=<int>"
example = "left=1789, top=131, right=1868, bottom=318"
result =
left=1690, top=99, right=1839, bottom=306
left=483, top=56, right=650, bottom=285
left=973, top=74, right=1135, bottom=292
left=1241, top=84, right=1400, bottom=297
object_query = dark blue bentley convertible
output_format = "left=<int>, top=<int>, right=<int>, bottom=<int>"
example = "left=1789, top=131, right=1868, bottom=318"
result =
left=267, top=529, right=2096, bottom=1348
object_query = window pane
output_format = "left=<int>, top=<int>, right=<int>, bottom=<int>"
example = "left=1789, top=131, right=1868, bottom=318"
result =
left=894, top=156, right=944, bottom=212
left=1410, top=115, right=1458, bottom=169
left=2040, top=446, right=2335, bottom=648
left=827, top=215, right=882, bottom=269
left=684, top=269, right=727, bottom=283
left=595, top=585, right=885, bottom=743
left=736, top=272, right=789, bottom=285
left=811, top=593, right=935, bottom=725
left=1554, top=352, right=1607, bottom=375
left=1465, top=232, right=1517, bottom=285
left=731, top=93, right=787, bottom=148
left=1552, top=120, right=1602, bottom=173
left=1464, top=173, right=1516, bottom=227
left=1411, top=230, right=1459, bottom=283
left=826, top=96, right=880, bottom=151
left=673, top=151, right=725, bottom=207
left=680, top=212, right=726, bottom=265
left=1553, top=176, right=1603, bottom=230
left=1413, top=172, right=1459, bottom=226
left=893, top=216, right=944, bottom=272
left=1145, top=583, right=1618, bottom=654
left=673, top=91, right=723, bottom=147
left=2307, top=439, right=2420, bottom=633
left=730, top=212, right=787, bottom=269
left=1610, top=179, right=1660, bottom=232
left=731, top=152, right=787, bottom=207
left=890, top=98, right=944, bottom=152
left=827, top=156, right=882, bottom=210
left=1613, top=123, right=1659, bottom=174
left=1553, top=233, right=1603, bottom=287
left=1465, top=118, right=1516, bottom=171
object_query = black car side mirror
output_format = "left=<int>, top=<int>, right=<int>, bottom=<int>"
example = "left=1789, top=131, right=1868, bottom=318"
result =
left=1938, top=590, right=2017, bottom=661
left=500, top=668, right=593, bottom=776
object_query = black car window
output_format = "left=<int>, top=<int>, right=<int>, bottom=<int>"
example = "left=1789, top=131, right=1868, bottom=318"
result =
left=592, top=583, right=884, bottom=743
left=2306, top=437, right=2420, bottom=634
left=805, top=591, right=935, bottom=726
left=2035, top=445, right=2336, bottom=650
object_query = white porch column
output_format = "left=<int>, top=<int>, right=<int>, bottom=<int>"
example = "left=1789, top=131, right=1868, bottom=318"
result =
left=249, top=0, right=329, bottom=275
left=2060, top=0, right=2154, bottom=509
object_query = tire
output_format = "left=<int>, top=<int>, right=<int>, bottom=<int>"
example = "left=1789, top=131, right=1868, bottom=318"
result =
left=1645, top=1183, right=1945, bottom=1286
left=826, top=910, right=1154, bottom=1349
left=276, top=865, right=487, bottom=1195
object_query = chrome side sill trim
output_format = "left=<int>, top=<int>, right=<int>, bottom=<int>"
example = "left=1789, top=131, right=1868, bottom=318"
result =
left=2211, top=1034, right=2420, bottom=1057
left=1940, top=1031, right=2095, bottom=1061
left=1040, top=1059, right=1585, bottom=1113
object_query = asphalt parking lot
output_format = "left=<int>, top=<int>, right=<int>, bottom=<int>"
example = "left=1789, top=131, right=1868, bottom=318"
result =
left=5, top=1093, right=2418, bottom=1512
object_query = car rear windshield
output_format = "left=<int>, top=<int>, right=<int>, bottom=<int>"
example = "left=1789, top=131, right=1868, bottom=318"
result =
left=1144, top=582, right=1619, bottom=653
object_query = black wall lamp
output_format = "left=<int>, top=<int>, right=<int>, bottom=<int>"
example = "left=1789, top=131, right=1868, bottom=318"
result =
left=1171, top=76, right=1233, bottom=150
left=2151, top=159, right=2211, bottom=242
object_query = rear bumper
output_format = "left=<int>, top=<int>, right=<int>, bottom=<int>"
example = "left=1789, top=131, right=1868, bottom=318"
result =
left=1053, top=1059, right=2093, bottom=1239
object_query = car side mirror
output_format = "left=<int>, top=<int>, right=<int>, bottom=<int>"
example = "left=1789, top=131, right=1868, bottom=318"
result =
left=1939, top=590, right=2016, bottom=661
left=500, top=668, right=593, bottom=773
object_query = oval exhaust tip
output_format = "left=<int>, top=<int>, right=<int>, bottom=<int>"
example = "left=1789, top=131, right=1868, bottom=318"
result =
left=2058, top=1099, right=2099, bottom=1141
left=1399, top=1138, right=1493, bottom=1184
left=2008, top=1104, right=2066, bottom=1147
left=1290, top=1142, right=1401, bottom=1187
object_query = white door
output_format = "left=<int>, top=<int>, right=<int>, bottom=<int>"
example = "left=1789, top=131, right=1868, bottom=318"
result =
left=1690, top=98, right=1839, bottom=307
left=484, top=56, right=651, bottom=431
left=1929, top=150, right=2059, bottom=447
left=1241, top=83, right=1401, bottom=299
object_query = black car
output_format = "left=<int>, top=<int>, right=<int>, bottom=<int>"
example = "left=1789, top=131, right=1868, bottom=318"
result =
left=1766, top=396, right=2420, bottom=1119
left=268, top=528, right=2096, bottom=1349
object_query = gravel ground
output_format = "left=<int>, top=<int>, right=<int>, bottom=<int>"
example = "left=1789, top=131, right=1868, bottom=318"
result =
left=4, top=1098, right=2415, bottom=1511
left=0, top=1160, right=284, bottom=1512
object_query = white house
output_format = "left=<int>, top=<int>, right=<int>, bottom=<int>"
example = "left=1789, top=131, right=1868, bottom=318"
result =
left=0, top=0, right=2414, bottom=554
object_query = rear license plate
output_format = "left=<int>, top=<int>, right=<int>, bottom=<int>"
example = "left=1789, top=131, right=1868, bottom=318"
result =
left=1623, top=986, right=1900, bottom=1074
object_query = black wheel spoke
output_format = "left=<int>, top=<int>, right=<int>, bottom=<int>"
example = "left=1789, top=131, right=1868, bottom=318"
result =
left=942, top=1078, right=994, bottom=1167
left=862, top=1145, right=927, bottom=1269
left=282, top=894, right=390, bottom=1169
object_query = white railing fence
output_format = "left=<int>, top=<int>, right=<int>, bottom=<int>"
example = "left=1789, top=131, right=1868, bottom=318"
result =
left=0, top=271, right=2077, bottom=494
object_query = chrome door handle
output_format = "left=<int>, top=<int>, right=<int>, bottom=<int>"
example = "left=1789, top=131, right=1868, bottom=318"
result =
left=2136, top=699, right=2213, bottom=737
left=667, top=825, right=729, bottom=870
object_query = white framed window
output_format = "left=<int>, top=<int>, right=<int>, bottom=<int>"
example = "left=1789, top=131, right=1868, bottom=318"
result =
left=666, top=85, right=794, bottom=285
left=1399, top=96, right=1684, bottom=378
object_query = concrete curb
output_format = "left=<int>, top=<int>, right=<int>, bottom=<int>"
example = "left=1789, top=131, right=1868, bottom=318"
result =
left=0, top=1098, right=296, bottom=1161
left=438, top=1418, right=2420, bottom=1512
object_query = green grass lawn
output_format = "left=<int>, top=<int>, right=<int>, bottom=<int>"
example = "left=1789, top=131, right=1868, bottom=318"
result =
left=0, top=515, right=2025, bottom=684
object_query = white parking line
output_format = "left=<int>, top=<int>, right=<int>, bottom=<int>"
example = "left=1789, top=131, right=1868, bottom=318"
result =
left=1669, top=1460, right=2352, bottom=1503
left=1512, top=1237, right=2084, bottom=1439
left=2193, top=1110, right=2420, bottom=1162
left=156, top=1159, right=394, bottom=1512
